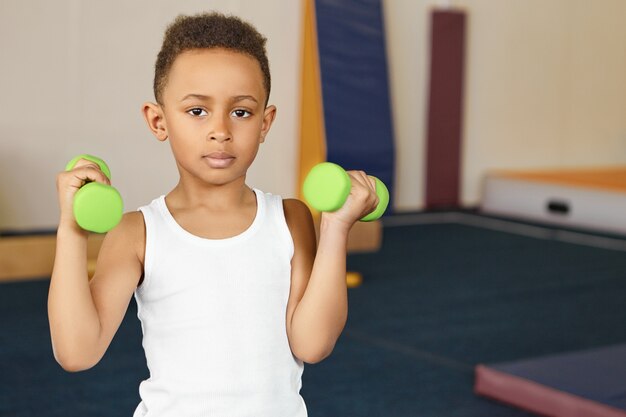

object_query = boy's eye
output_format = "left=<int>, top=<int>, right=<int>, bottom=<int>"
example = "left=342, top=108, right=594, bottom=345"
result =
left=188, top=108, right=207, bottom=117
left=232, top=109, right=252, bottom=118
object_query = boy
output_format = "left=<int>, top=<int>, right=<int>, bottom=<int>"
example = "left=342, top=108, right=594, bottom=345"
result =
left=49, top=12, right=379, bottom=416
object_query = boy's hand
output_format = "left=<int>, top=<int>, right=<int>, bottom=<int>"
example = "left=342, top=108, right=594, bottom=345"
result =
left=56, top=158, right=111, bottom=233
left=321, top=170, right=380, bottom=230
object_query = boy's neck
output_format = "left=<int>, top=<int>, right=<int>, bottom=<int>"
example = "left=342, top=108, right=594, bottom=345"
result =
left=167, top=178, right=254, bottom=211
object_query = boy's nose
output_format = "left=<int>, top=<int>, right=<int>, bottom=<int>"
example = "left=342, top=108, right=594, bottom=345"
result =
left=208, top=122, right=232, bottom=142
left=209, top=131, right=231, bottom=142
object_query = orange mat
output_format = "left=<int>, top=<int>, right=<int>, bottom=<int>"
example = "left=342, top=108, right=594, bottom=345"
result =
left=492, top=167, right=626, bottom=194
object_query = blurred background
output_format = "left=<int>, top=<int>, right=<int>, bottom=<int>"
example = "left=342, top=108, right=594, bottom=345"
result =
left=2, top=1, right=626, bottom=416
left=1, top=0, right=624, bottom=230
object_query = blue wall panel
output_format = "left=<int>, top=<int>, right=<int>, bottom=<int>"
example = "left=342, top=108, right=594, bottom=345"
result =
left=315, top=0, right=395, bottom=211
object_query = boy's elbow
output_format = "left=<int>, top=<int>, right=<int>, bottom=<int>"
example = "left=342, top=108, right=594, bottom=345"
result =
left=54, top=350, right=99, bottom=373
left=59, top=362, right=88, bottom=373
left=297, top=344, right=335, bottom=364
left=301, top=354, right=326, bottom=365
left=57, top=357, right=98, bottom=373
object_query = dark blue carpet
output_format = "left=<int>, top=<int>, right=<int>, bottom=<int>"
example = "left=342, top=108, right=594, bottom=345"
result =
left=2, top=216, right=626, bottom=416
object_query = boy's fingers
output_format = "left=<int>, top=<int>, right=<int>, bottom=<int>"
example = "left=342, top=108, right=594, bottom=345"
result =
left=365, top=174, right=377, bottom=192
left=350, top=170, right=376, bottom=192
left=69, top=163, right=110, bottom=186
left=357, top=171, right=379, bottom=207
left=346, top=171, right=378, bottom=208
left=72, top=158, right=99, bottom=170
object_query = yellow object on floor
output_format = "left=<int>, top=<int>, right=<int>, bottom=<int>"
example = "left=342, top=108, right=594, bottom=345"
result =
left=346, top=271, right=363, bottom=288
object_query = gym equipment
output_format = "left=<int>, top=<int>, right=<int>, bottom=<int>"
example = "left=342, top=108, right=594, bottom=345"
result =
left=482, top=167, right=626, bottom=235
left=315, top=0, right=396, bottom=206
left=302, top=162, right=389, bottom=222
left=475, top=344, right=626, bottom=416
left=65, top=154, right=123, bottom=233
left=425, top=9, right=466, bottom=208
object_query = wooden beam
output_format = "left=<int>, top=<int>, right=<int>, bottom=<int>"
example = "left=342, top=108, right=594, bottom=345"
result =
left=0, top=219, right=382, bottom=282
left=0, top=234, right=104, bottom=282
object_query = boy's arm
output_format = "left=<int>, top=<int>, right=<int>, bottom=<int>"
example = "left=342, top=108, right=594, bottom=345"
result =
left=285, top=171, right=379, bottom=364
left=48, top=160, right=144, bottom=372
left=48, top=212, right=144, bottom=371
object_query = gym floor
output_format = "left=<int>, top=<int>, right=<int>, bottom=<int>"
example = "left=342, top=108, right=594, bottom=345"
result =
left=2, top=210, right=626, bottom=416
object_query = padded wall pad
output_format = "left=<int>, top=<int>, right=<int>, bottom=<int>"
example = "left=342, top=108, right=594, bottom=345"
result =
left=425, top=10, right=466, bottom=208
left=315, top=0, right=395, bottom=210
left=481, top=167, right=626, bottom=234
left=475, top=343, right=626, bottom=416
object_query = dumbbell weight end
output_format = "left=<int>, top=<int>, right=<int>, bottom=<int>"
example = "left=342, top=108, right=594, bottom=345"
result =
left=302, top=162, right=389, bottom=222
left=65, top=154, right=124, bottom=233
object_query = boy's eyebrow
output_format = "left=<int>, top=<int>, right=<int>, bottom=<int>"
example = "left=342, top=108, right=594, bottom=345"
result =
left=180, top=93, right=211, bottom=102
left=232, top=95, right=258, bottom=104
left=179, top=94, right=258, bottom=104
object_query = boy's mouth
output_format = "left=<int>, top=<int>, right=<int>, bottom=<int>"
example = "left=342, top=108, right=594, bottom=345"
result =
left=203, top=152, right=235, bottom=169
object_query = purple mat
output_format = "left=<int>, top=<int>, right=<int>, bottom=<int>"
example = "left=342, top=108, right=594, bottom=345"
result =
left=475, top=343, right=626, bottom=416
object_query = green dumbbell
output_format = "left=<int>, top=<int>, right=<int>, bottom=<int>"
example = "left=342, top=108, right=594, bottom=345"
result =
left=65, top=154, right=123, bottom=233
left=302, top=162, right=389, bottom=222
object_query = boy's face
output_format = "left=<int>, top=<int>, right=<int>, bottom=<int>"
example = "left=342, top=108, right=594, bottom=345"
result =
left=143, top=48, right=275, bottom=187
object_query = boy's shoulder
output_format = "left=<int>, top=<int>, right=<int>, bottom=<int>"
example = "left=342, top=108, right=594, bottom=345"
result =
left=119, top=210, right=145, bottom=234
left=107, top=211, right=146, bottom=266
left=282, top=198, right=311, bottom=220
left=282, top=198, right=315, bottom=238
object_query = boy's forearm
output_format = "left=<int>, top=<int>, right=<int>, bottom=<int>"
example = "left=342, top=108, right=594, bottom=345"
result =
left=48, top=222, right=102, bottom=371
left=290, top=217, right=350, bottom=363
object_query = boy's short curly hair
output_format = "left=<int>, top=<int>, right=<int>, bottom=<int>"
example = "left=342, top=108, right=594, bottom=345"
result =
left=154, top=12, right=271, bottom=106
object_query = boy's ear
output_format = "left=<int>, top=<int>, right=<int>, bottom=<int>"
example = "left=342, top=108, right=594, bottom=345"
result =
left=259, top=105, right=277, bottom=143
left=142, top=102, right=168, bottom=141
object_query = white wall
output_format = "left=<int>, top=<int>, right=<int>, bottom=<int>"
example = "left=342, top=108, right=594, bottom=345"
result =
left=382, top=0, right=430, bottom=212
left=384, top=0, right=626, bottom=210
left=0, top=0, right=302, bottom=230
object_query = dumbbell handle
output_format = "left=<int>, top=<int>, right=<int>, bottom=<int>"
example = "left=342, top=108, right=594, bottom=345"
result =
left=302, top=162, right=389, bottom=222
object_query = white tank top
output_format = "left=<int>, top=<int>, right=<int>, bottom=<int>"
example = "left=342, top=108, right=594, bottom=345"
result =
left=132, top=188, right=307, bottom=417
